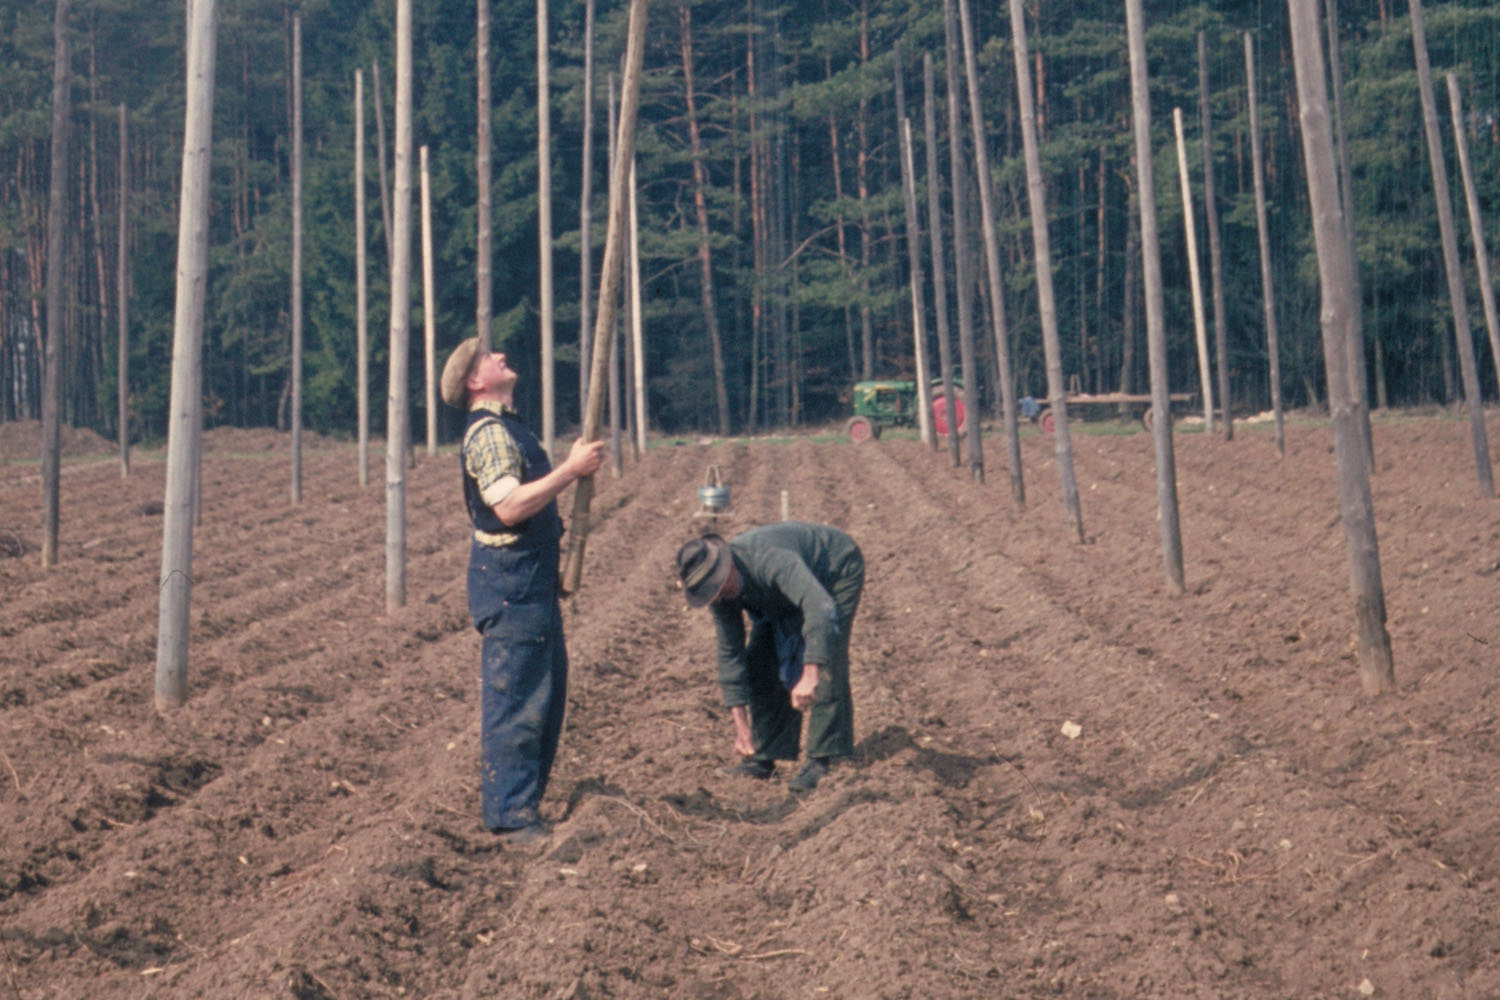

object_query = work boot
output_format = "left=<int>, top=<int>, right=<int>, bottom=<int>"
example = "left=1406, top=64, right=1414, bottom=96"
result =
left=788, top=756, right=830, bottom=793
left=492, top=819, right=552, bottom=846
left=720, top=758, right=776, bottom=780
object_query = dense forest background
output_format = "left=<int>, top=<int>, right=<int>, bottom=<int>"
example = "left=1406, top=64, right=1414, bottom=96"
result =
left=1, top=0, right=1498, bottom=443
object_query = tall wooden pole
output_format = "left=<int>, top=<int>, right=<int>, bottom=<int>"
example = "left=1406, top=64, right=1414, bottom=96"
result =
left=41, top=0, right=70, bottom=568
left=1324, top=0, right=1372, bottom=466
left=1009, top=0, right=1082, bottom=540
left=1198, top=31, right=1232, bottom=440
left=117, top=102, right=129, bottom=478
left=1287, top=0, right=1394, bottom=694
left=476, top=0, right=492, bottom=354
left=1410, top=0, right=1493, bottom=498
left=386, top=0, right=413, bottom=612
left=1245, top=33, right=1284, bottom=458
left=156, top=0, right=217, bottom=709
left=355, top=69, right=370, bottom=486
left=923, top=54, right=960, bottom=469
left=1446, top=73, right=1500, bottom=396
left=607, top=72, right=623, bottom=475
left=578, top=0, right=595, bottom=423
left=420, top=144, right=437, bottom=456
left=891, top=43, right=932, bottom=449
left=372, top=60, right=394, bottom=275
left=628, top=152, right=646, bottom=455
left=942, top=0, right=982, bottom=483
left=562, top=0, right=647, bottom=596
left=1125, top=0, right=1184, bottom=595
left=965, top=0, right=1024, bottom=505
left=290, top=13, right=303, bottom=504
left=898, top=116, right=934, bottom=449
left=538, top=0, right=555, bottom=456
left=1173, top=107, right=1214, bottom=433
left=621, top=122, right=637, bottom=459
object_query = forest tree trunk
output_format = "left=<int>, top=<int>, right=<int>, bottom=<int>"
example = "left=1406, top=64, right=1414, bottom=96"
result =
left=680, top=5, right=731, bottom=436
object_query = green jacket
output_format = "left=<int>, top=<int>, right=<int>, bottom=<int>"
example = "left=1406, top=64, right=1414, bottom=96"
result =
left=710, top=522, right=860, bottom=707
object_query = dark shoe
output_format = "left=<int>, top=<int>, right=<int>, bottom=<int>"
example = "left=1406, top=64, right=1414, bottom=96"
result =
left=720, top=758, right=776, bottom=780
left=787, top=757, right=830, bottom=793
left=493, top=820, right=551, bottom=846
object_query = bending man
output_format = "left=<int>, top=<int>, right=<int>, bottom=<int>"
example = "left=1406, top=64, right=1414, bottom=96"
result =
left=675, top=522, right=864, bottom=792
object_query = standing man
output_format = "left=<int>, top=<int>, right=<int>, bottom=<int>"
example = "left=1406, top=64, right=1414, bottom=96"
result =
left=675, top=522, right=865, bottom=792
left=441, top=337, right=605, bottom=844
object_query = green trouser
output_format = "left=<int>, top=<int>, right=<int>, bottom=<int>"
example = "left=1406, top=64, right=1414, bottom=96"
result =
left=745, top=553, right=863, bottom=761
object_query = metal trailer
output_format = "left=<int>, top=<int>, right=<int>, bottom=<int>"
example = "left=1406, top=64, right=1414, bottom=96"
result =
left=1033, top=391, right=1197, bottom=433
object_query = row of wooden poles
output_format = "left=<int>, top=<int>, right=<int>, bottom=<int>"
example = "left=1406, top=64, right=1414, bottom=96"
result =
left=141, top=0, right=650, bottom=709
left=890, top=0, right=1494, bottom=700
left=24, top=0, right=1488, bottom=705
left=151, top=0, right=1500, bottom=707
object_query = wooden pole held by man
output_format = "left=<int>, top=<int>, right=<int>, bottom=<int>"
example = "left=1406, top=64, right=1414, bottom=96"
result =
left=561, top=0, right=648, bottom=597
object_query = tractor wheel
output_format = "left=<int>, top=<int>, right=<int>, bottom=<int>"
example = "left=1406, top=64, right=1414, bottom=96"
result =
left=932, top=392, right=967, bottom=436
left=845, top=416, right=877, bottom=443
left=1040, top=408, right=1056, bottom=434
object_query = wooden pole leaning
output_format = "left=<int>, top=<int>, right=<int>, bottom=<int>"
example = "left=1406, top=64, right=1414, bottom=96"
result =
left=1410, top=0, right=1493, bottom=498
left=1173, top=107, right=1214, bottom=434
left=561, top=0, right=648, bottom=598
left=1446, top=73, right=1500, bottom=398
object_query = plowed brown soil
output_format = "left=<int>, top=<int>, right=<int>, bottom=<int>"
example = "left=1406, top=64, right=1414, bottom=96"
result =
left=2, top=412, right=1498, bottom=999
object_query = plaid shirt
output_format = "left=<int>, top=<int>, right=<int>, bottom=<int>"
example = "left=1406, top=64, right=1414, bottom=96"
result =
left=463, top=400, right=524, bottom=547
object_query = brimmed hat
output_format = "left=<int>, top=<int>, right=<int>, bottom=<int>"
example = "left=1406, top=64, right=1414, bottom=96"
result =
left=440, top=337, right=480, bottom=408
left=676, top=534, right=732, bottom=607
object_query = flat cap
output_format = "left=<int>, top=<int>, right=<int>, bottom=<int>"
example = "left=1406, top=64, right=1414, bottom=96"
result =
left=440, top=337, right=480, bottom=408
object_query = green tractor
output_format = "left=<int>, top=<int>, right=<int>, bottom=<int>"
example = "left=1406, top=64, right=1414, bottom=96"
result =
left=844, top=378, right=966, bottom=442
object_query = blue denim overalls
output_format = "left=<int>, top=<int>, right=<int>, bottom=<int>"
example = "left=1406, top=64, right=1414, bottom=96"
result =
left=462, top=408, right=566, bottom=831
